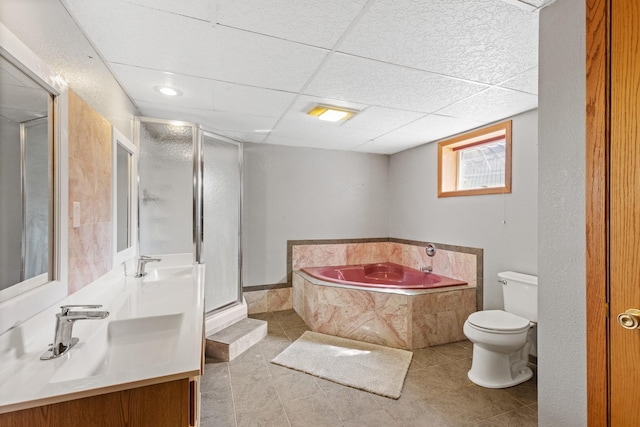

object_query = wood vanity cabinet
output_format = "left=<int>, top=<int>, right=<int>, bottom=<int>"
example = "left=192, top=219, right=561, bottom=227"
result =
left=0, top=376, right=200, bottom=427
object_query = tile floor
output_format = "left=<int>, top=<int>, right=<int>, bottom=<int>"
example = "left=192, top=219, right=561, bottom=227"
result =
left=200, top=310, right=537, bottom=427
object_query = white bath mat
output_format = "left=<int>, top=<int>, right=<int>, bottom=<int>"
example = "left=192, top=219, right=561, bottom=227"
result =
left=271, top=331, right=412, bottom=399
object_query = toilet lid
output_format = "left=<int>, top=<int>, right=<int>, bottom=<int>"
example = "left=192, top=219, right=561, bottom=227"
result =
left=467, top=310, right=531, bottom=332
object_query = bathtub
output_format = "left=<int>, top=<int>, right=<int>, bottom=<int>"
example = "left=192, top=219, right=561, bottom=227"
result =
left=301, top=262, right=466, bottom=290
left=293, top=263, right=475, bottom=349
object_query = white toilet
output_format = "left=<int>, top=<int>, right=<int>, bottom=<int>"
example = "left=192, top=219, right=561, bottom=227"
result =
left=463, top=271, right=537, bottom=388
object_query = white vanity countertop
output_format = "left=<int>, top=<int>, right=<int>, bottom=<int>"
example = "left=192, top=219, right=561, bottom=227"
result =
left=0, top=260, right=204, bottom=414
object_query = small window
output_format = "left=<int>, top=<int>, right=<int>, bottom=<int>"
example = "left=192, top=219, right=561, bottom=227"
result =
left=438, top=120, right=512, bottom=197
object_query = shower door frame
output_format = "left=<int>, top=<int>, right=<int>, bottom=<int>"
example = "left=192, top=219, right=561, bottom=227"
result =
left=196, top=126, right=244, bottom=315
left=136, top=117, right=243, bottom=315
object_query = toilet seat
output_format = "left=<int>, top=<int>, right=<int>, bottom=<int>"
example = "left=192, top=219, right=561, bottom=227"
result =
left=467, top=310, right=531, bottom=334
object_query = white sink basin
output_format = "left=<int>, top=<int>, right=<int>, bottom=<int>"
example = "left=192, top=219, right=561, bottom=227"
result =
left=49, top=313, right=184, bottom=384
left=143, top=266, right=193, bottom=283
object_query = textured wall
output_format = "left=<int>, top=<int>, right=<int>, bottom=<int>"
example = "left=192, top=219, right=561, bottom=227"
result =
left=389, top=109, right=538, bottom=309
left=0, top=0, right=137, bottom=140
left=67, top=90, right=113, bottom=294
left=538, top=0, right=587, bottom=424
left=243, top=143, right=390, bottom=286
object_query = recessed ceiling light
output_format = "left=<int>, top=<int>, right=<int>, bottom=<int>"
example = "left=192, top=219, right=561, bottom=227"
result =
left=154, top=85, right=183, bottom=97
left=307, top=104, right=357, bottom=122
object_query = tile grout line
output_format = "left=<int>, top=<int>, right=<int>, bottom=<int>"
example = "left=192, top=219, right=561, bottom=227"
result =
left=226, top=362, right=239, bottom=427
left=260, top=344, right=293, bottom=427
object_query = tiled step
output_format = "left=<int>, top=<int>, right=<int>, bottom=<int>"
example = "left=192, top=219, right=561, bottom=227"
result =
left=205, top=317, right=267, bottom=361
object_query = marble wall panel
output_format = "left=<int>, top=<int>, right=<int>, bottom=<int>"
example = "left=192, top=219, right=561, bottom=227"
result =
left=267, top=287, right=292, bottom=312
left=292, top=274, right=305, bottom=317
left=432, top=249, right=477, bottom=286
left=345, top=242, right=389, bottom=265
left=245, top=289, right=268, bottom=314
left=292, top=244, right=347, bottom=270
left=67, top=90, right=112, bottom=294
left=399, top=243, right=429, bottom=269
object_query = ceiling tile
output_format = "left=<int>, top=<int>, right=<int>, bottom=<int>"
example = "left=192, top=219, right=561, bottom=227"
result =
left=266, top=116, right=382, bottom=151
left=215, top=0, right=368, bottom=48
left=394, top=114, right=487, bottom=142
left=208, top=26, right=329, bottom=91
left=63, top=0, right=215, bottom=72
left=64, top=0, right=329, bottom=91
left=121, top=0, right=212, bottom=21
left=338, top=0, right=538, bottom=85
left=436, top=87, right=538, bottom=123
left=517, top=0, right=556, bottom=7
left=109, top=63, right=214, bottom=109
left=136, top=101, right=279, bottom=143
left=212, top=81, right=297, bottom=118
left=498, top=67, right=538, bottom=94
left=305, top=53, right=488, bottom=113
left=344, top=106, right=426, bottom=133
left=352, top=135, right=427, bottom=155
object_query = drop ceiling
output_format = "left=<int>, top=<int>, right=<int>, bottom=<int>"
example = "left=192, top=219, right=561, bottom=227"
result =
left=61, top=0, right=553, bottom=154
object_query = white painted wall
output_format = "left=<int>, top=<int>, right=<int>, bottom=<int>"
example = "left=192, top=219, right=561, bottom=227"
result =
left=243, top=143, right=389, bottom=286
left=389, top=109, right=538, bottom=309
left=0, top=3, right=137, bottom=333
left=0, top=0, right=137, bottom=139
left=538, top=0, right=586, bottom=425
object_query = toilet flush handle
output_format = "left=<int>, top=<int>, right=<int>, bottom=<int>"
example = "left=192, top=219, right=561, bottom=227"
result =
left=498, top=279, right=507, bottom=285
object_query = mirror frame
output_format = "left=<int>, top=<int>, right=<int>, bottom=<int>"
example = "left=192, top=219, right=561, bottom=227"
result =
left=112, top=126, right=137, bottom=267
left=0, top=23, right=68, bottom=334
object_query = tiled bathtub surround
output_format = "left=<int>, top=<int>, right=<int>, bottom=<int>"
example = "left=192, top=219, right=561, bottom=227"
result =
left=289, top=238, right=482, bottom=307
left=293, top=272, right=476, bottom=349
left=245, top=238, right=482, bottom=320
left=245, top=287, right=293, bottom=315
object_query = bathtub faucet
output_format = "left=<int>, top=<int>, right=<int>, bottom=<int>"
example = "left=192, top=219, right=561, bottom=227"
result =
left=421, top=266, right=433, bottom=273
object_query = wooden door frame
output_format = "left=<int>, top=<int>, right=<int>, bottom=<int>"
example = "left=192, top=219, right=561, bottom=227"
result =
left=586, top=0, right=609, bottom=425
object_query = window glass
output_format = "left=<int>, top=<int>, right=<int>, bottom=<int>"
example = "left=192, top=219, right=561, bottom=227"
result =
left=438, top=120, right=511, bottom=197
left=457, top=139, right=506, bottom=190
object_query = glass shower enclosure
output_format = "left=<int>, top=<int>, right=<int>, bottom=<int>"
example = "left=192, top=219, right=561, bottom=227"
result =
left=137, top=117, right=242, bottom=315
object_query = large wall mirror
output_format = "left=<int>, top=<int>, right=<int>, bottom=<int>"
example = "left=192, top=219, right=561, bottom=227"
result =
left=0, top=54, right=54, bottom=302
left=112, top=126, right=136, bottom=266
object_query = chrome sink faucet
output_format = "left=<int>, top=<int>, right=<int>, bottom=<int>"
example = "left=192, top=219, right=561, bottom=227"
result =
left=40, top=305, right=109, bottom=360
left=135, top=255, right=162, bottom=278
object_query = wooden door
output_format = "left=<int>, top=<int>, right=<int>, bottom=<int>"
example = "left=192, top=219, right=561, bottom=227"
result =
left=588, top=0, right=640, bottom=424
left=610, top=1, right=640, bottom=424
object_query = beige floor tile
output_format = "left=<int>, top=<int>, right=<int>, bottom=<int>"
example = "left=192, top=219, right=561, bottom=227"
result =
left=272, top=309, right=307, bottom=328
left=479, top=404, right=538, bottom=427
left=383, top=398, right=454, bottom=427
left=232, top=377, right=282, bottom=414
left=281, top=394, right=342, bottom=427
left=200, top=310, right=537, bottom=427
left=411, top=346, right=455, bottom=368
left=273, top=371, right=322, bottom=402
left=236, top=403, right=290, bottom=427
left=341, top=408, right=397, bottom=427
left=323, top=386, right=379, bottom=421
left=433, top=341, right=474, bottom=360
left=201, top=391, right=235, bottom=422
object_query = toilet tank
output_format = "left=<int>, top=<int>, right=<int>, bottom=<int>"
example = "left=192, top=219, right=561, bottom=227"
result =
left=499, top=271, right=538, bottom=322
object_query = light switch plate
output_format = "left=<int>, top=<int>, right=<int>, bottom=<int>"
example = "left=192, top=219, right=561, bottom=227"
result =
left=72, top=202, right=80, bottom=228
